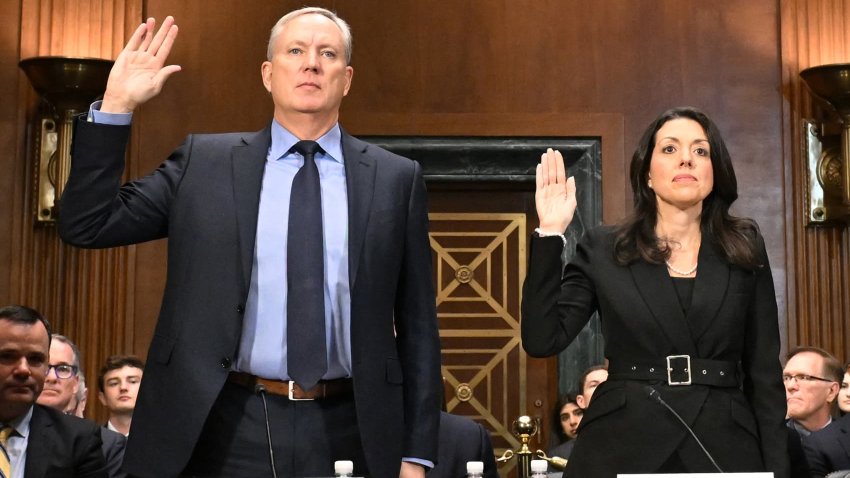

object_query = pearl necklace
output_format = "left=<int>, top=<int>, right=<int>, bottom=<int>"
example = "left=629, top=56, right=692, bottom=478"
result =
left=665, top=260, right=697, bottom=276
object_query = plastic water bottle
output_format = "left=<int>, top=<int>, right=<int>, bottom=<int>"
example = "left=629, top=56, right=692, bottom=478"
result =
left=466, top=460, right=484, bottom=478
left=530, top=459, right=548, bottom=478
left=334, top=460, right=354, bottom=477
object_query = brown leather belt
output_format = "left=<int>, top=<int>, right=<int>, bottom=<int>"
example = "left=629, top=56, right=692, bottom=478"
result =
left=227, top=371, right=353, bottom=400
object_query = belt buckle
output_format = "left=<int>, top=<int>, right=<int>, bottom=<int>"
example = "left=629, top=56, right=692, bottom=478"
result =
left=288, top=381, right=315, bottom=401
left=666, top=355, right=691, bottom=386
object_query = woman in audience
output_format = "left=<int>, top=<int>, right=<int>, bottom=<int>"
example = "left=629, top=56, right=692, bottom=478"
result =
left=522, top=107, right=788, bottom=477
left=549, top=393, right=582, bottom=460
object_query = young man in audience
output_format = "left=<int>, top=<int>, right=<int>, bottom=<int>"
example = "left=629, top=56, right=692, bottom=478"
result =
left=36, top=334, right=127, bottom=477
left=0, top=305, right=107, bottom=477
left=97, top=355, right=144, bottom=437
left=576, top=364, right=608, bottom=410
left=784, top=346, right=844, bottom=477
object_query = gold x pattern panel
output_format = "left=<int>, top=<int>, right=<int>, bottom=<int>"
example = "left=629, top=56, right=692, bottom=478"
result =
left=429, top=213, right=527, bottom=464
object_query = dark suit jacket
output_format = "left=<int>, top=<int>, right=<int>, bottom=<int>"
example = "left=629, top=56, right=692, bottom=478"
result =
left=99, top=427, right=127, bottom=478
left=59, top=120, right=442, bottom=478
left=521, top=226, right=789, bottom=478
left=787, top=424, right=813, bottom=478
left=24, top=405, right=107, bottom=478
left=804, top=415, right=850, bottom=477
left=428, top=412, right=498, bottom=478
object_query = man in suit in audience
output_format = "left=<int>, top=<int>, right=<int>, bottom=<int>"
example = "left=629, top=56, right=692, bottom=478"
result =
left=805, top=413, right=850, bottom=477
left=575, top=365, right=608, bottom=410
left=96, top=355, right=143, bottom=437
left=0, top=305, right=107, bottom=477
left=784, top=346, right=844, bottom=477
left=58, top=6, right=441, bottom=478
left=36, top=335, right=127, bottom=477
left=429, top=412, right=498, bottom=478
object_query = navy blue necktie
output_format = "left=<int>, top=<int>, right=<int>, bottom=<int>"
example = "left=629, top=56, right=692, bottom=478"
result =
left=287, top=140, right=327, bottom=390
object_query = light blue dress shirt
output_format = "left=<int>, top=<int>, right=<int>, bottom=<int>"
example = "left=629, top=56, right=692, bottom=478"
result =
left=236, top=121, right=351, bottom=380
left=5, top=405, right=32, bottom=478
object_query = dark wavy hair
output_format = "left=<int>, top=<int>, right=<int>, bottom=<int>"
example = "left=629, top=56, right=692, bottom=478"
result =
left=552, top=393, right=579, bottom=443
left=612, top=107, right=760, bottom=269
left=97, top=354, right=145, bottom=393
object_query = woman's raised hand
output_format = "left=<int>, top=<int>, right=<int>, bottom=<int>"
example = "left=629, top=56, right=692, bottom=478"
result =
left=535, top=148, right=577, bottom=233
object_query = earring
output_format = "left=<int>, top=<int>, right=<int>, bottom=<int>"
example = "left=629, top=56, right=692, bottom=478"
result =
left=648, top=179, right=653, bottom=189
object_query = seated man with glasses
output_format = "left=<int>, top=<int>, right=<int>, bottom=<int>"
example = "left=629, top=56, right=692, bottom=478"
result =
left=36, top=334, right=127, bottom=477
left=784, top=346, right=844, bottom=477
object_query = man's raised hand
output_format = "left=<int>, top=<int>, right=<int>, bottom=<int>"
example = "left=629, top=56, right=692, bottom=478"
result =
left=101, top=16, right=181, bottom=113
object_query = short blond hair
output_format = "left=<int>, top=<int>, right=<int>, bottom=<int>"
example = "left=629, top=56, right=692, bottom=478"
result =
left=266, top=7, right=352, bottom=64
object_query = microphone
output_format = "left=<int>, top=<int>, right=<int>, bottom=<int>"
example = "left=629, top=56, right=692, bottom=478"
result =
left=644, top=386, right=724, bottom=473
left=255, top=384, right=279, bottom=478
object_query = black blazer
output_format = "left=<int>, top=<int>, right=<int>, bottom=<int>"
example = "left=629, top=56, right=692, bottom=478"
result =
left=24, top=405, right=107, bottom=478
left=59, top=120, right=442, bottom=478
left=429, top=412, right=498, bottom=478
left=99, top=427, right=126, bottom=478
left=804, top=415, right=850, bottom=477
left=521, top=226, right=788, bottom=478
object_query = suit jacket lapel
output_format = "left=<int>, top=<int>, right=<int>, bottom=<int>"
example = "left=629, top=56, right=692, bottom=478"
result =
left=341, top=129, right=376, bottom=291
left=630, top=261, right=698, bottom=355
left=839, top=418, right=850, bottom=462
left=232, top=126, right=272, bottom=292
left=24, top=406, right=50, bottom=478
left=687, top=238, right=729, bottom=341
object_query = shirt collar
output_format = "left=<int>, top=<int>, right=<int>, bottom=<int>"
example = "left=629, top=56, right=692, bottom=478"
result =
left=269, top=120, right=344, bottom=165
left=788, top=417, right=832, bottom=435
left=5, top=405, right=33, bottom=439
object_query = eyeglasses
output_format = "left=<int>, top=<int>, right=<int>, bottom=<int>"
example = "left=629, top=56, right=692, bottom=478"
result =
left=47, top=364, right=78, bottom=379
left=782, top=374, right=835, bottom=384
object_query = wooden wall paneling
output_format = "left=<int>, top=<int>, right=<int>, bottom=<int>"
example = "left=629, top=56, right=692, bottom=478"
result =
left=0, top=0, right=24, bottom=308
left=16, top=0, right=143, bottom=422
left=781, top=0, right=850, bottom=362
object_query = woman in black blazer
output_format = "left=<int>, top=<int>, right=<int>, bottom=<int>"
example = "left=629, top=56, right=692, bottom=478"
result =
left=522, top=107, right=789, bottom=477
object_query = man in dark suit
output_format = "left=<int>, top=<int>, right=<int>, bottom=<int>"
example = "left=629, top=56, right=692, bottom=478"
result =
left=804, top=414, right=850, bottom=478
left=36, top=335, right=127, bottom=478
left=0, top=305, right=107, bottom=477
left=429, top=412, right=498, bottom=478
left=58, top=7, right=441, bottom=478
left=784, top=347, right=844, bottom=477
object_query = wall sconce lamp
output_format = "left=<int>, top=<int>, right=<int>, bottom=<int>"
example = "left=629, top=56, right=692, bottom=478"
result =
left=18, top=56, right=113, bottom=223
left=800, top=63, right=850, bottom=226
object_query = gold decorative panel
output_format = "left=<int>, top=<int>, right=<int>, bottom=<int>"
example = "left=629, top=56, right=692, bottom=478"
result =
left=430, top=212, right=527, bottom=475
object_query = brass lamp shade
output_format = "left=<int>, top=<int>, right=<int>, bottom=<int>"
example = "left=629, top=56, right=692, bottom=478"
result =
left=19, top=56, right=113, bottom=222
left=800, top=63, right=850, bottom=225
left=800, top=63, right=850, bottom=116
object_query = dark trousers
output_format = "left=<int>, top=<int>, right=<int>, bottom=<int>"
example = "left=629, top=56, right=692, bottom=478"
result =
left=182, top=381, right=367, bottom=477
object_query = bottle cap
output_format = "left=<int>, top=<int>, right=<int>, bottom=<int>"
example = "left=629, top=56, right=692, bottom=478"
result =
left=334, top=460, right=354, bottom=475
left=531, top=459, right=548, bottom=473
left=466, top=461, right=484, bottom=474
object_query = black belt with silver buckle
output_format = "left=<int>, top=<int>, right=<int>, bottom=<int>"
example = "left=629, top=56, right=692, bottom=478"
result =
left=608, top=355, right=739, bottom=387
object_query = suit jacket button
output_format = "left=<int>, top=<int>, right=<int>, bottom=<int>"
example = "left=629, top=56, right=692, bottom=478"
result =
left=221, top=357, right=232, bottom=368
left=236, top=304, right=245, bottom=313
